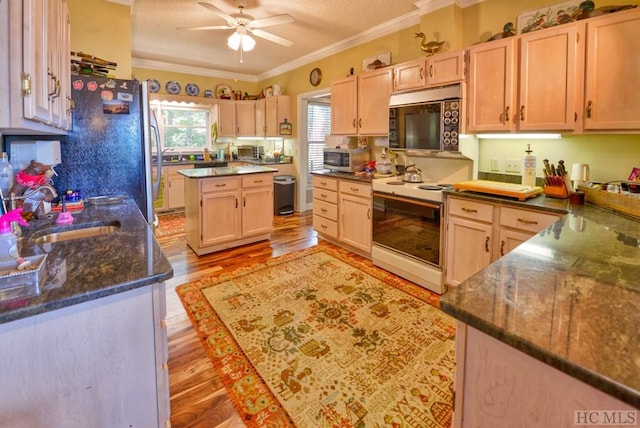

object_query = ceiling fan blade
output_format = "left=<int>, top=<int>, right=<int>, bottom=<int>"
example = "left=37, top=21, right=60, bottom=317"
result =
left=177, top=25, right=232, bottom=31
left=198, top=1, right=235, bottom=23
left=250, top=28, right=294, bottom=47
left=250, top=14, right=294, bottom=29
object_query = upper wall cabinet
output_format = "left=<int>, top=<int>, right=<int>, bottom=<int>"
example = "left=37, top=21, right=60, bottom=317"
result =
left=235, top=100, right=255, bottom=137
left=332, top=67, right=392, bottom=136
left=0, top=0, right=71, bottom=134
left=393, top=49, right=466, bottom=93
left=467, top=38, right=517, bottom=132
left=255, top=95, right=292, bottom=137
left=468, top=7, right=640, bottom=134
left=583, top=8, right=640, bottom=130
left=468, top=23, right=583, bottom=133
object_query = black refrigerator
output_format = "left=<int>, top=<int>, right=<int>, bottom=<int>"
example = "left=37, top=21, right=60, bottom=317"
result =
left=55, top=75, right=161, bottom=226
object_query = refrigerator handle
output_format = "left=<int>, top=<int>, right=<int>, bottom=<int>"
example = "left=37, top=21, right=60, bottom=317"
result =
left=150, top=109, right=163, bottom=200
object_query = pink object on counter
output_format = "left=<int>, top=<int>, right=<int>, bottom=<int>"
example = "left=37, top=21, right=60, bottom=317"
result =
left=56, top=211, right=74, bottom=225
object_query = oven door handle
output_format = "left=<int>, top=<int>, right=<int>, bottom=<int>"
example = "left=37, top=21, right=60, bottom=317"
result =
left=373, top=191, right=442, bottom=209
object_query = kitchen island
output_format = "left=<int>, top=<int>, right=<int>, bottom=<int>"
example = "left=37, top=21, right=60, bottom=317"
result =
left=180, top=165, right=278, bottom=255
left=0, top=198, right=173, bottom=427
left=440, top=192, right=640, bottom=426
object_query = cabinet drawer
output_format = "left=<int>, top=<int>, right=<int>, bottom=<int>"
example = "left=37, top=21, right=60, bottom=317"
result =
left=201, top=177, right=239, bottom=193
left=313, top=199, right=338, bottom=221
left=314, top=188, right=338, bottom=204
left=448, top=198, right=494, bottom=222
left=242, top=174, right=273, bottom=188
left=313, top=176, right=338, bottom=191
left=339, top=180, right=371, bottom=197
left=500, top=207, right=560, bottom=233
left=313, top=214, right=338, bottom=238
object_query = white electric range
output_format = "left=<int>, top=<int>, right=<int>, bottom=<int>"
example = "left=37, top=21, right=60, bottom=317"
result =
left=372, top=175, right=450, bottom=203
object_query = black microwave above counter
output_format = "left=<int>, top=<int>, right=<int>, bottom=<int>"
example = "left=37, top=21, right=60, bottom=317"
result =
left=389, top=84, right=463, bottom=152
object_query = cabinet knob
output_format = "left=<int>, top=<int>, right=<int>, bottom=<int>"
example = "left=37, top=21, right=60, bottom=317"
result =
left=485, top=236, right=490, bottom=252
left=504, top=106, right=510, bottom=123
left=520, top=105, right=525, bottom=121
left=461, top=207, right=478, bottom=213
left=586, top=100, right=593, bottom=119
left=500, top=240, right=505, bottom=257
left=419, top=67, right=424, bottom=80
left=429, top=64, right=434, bottom=78
left=517, top=218, right=538, bottom=225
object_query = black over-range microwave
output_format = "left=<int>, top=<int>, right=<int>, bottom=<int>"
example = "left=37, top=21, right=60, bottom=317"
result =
left=388, top=84, right=463, bottom=152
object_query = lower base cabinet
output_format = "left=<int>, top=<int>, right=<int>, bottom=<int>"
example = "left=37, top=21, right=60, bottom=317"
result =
left=453, top=323, right=635, bottom=428
left=445, top=195, right=561, bottom=286
left=0, top=284, right=169, bottom=427
left=312, top=175, right=372, bottom=257
left=185, top=173, right=274, bottom=255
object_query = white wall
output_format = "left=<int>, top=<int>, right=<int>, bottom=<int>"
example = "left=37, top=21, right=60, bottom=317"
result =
left=478, top=134, right=640, bottom=184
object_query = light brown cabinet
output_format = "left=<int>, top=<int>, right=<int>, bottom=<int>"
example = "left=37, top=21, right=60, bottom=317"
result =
left=583, top=8, right=640, bottom=130
left=331, top=68, right=393, bottom=136
left=0, top=0, right=71, bottom=133
left=393, top=50, right=466, bottom=93
left=468, top=24, right=583, bottom=133
left=445, top=195, right=560, bottom=286
left=214, top=100, right=236, bottom=137
left=338, top=180, right=372, bottom=254
left=312, top=175, right=372, bottom=256
left=235, top=100, right=256, bottom=136
left=155, top=164, right=193, bottom=212
left=185, top=173, right=274, bottom=255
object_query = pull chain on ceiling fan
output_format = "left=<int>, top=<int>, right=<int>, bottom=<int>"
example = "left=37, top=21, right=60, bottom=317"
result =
left=178, top=0, right=294, bottom=60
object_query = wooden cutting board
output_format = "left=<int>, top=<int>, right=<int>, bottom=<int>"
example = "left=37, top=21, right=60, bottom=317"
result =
left=453, top=180, right=544, bottom=201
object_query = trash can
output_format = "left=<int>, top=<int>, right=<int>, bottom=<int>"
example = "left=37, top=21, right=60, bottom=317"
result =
left=274, top=175, right=295, bottom=215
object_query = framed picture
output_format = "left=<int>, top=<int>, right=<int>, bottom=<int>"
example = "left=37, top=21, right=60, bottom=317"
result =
left=517, top=0, right=582, bottom=34
left=279, top=120, right=292, bottom=136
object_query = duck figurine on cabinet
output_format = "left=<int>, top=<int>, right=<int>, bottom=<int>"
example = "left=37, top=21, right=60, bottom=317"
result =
left=414, top=33, right=445, bottom=56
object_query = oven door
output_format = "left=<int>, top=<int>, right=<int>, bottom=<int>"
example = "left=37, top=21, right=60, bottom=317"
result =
left=372, top=192, right=442, bottom=268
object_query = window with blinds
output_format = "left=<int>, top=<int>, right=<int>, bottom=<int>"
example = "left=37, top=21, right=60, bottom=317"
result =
left=307, top=100, right=331, bottom=184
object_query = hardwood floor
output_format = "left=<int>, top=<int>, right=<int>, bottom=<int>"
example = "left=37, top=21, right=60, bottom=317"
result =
left=157, top=211, right=316, bottom=427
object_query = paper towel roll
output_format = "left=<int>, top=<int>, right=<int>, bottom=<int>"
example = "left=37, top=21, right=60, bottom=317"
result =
left=571, top=163, right=590, bottom=187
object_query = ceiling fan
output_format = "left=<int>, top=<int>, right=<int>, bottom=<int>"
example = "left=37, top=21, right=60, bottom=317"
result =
left=178, top=0, right=294, bottom=50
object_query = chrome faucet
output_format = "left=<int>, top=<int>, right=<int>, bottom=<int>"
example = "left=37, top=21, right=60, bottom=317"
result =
left=9, top=185, right=58, bottom=210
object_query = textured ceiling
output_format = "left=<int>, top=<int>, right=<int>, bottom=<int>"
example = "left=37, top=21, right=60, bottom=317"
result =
left=131, top=0, right=422, bottom=79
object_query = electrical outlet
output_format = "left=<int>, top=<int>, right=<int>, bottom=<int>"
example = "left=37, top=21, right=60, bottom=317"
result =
left=505, top=158, right=521, bottom=173
left=490, top=157, right=501, bottom=171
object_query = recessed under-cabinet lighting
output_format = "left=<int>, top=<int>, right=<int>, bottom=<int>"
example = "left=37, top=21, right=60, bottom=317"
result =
left=476, top=133, right=562, bottom=139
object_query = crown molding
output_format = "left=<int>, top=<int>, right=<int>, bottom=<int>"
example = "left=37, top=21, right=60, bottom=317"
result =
left=131, top=58, right=259, bottom=82
left=415, top=0, right=486, bottom=14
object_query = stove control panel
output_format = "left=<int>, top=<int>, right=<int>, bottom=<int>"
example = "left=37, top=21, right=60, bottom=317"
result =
left=442, top=99, right=460, bottom=151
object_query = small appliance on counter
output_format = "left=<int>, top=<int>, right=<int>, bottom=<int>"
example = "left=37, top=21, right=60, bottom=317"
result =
left=323, top=147, right=369, bottom=173
left=237, top=145, right=264, bottom=160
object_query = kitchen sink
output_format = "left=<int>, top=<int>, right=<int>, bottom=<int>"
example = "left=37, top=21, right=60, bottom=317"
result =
left=30, top=222, right=121, bottom=244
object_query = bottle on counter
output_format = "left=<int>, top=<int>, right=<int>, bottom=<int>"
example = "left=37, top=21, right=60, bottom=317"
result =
left=0, top=208, right=28, bottom=258
left=522, top=144, right=537, bottom=188
left=203, top=148, right=211, bottom=161
left=0, top=152, right=14, bottom=199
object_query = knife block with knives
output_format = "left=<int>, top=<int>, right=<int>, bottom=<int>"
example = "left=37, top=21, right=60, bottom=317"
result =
left=542, top=159, right=570, bottom=199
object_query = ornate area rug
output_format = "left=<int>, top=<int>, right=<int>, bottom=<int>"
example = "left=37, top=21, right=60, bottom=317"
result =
left=156, top=213, right=185, bottom=237
left=176, top=243, right=455, bottom=427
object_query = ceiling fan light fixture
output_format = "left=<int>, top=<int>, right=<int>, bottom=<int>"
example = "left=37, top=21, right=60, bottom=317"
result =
left=227, top=27, right=255, bottom=52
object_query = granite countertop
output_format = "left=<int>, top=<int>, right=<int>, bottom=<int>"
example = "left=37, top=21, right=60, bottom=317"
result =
left=311, top=169, right=374, bottom=183
left=179, top=164, right=279, bottom=179
left=440, top=193, right=640, bottom=407
left=0, top=199, right=173, bottom=324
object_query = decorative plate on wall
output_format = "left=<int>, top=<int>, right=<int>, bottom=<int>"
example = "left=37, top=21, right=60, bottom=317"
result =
left=215, top=84, right=232, bottom=99
left=147, top=79, right=160, bottom=93
left=165, top=80, right=181, bottom=95
left=185, top=83, right=200, bottom=96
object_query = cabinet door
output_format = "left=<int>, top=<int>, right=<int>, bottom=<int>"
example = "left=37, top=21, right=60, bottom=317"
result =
left=255, top=98, right=266, bottom=137
left=394, top=58, right=427, bottom=92
left=358, top=68, right=393, bottom=135
left=266, top=95, right=292, bottom=137
left=242, top=186, right=273, bottom=237
left=167, top=173, right=186, bottom=209
left=22, top=0, right=53, bottom=125
left=331, top=76, right=358, bottom=135
left=497, top=228, right=533, bottom=258
left=201, top=190, right=240, bottom=246
left=445, top=216, right=493, bottom=286
left=467, top=38, right=517, bottom=132
left=584, top=8, right=640, bottom=130
left=216, top=101, right=236, bottom=137
left=518, top=23, right=584, bottom=131
left=426, top=49, right=466, bottom=87
left=235, top=101, right=255, bottom=136
left=338, top=193, right=372, bottom=253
